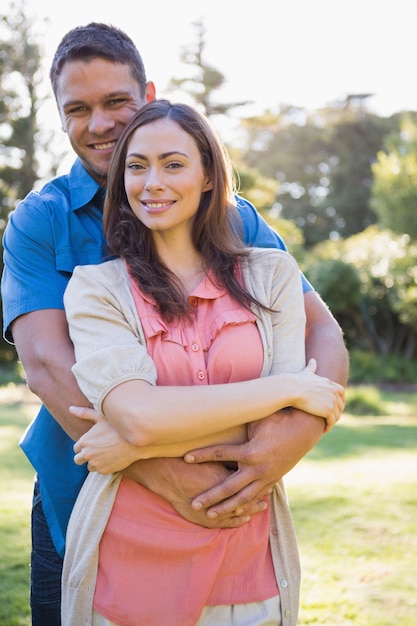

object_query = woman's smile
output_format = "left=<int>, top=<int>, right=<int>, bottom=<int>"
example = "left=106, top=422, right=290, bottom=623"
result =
left=141, top=200, right=176, bottom=214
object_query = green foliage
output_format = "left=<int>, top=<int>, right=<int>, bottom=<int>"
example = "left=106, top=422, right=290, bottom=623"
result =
left=303, top=257, right=362, bottom=314
left=371, top=114, right=417, bottom=238
left=307, top=227, right=417, bottom=359
left=240, top=102, right=397, bottom=246
left=323, top=112, right=392, bottom=238
left=345, top=385, right=389, bottom=415
left=348, top=349, right=417, bottom=384
left=0, top=1, right=49, bottom=366
left=0, top=392, right=36, bottom=625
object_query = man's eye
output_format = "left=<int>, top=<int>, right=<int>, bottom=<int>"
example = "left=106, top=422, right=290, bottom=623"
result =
left=67, top=106, right=86, bottom=115
left=109, top=98, right=128, bottom=107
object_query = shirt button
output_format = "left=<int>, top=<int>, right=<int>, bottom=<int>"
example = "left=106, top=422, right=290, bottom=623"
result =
left=197, top=371, right=206, bottom=380
left=191, top=344, right=200, bottom=352
left=284, top=609, right=291, bottom=617
left=280, top=579, right=288, bottom=588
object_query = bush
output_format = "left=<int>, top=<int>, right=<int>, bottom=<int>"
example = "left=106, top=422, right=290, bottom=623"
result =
left=344, top=385, right=386, bottom=415
left=349, top=349, right=417, bottom=384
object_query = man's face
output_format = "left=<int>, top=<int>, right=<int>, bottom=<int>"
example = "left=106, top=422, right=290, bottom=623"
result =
left=56, top=58, right=153, bottom=184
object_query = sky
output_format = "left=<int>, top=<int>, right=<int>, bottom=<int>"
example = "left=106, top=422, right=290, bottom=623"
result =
left=14, top=0, right=417, bottom=159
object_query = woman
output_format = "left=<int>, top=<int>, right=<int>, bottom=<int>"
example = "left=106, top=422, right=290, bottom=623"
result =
left=62, top=100, right=345, bottom=626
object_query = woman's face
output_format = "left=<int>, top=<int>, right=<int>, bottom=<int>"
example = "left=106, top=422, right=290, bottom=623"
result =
left=124, top=118, right=212, bottom=238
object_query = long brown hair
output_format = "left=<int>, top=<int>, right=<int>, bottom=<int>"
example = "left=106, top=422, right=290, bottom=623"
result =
left=104, top=100, right=268, bottom=321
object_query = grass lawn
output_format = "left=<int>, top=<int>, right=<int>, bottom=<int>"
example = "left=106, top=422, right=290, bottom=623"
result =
left=0, top=385, right=37, bottom=626
left=0, top=384, right=416, bottom=626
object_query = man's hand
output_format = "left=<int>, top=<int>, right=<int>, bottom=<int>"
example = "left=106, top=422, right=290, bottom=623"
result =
left=125, top=457, right=267, bottom=528
left=183, top=409, right=325, bottom=519
left=70, top=407, right=266, bottom=528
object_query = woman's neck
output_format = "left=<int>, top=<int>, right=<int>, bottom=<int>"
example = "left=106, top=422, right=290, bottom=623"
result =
left=153, top=233, right=204, bottom=295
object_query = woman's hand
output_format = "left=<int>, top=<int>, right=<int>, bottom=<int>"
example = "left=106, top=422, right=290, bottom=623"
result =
left=292, top=358, right=345, bottom=426
left=71, top=406, right=142, bottom=473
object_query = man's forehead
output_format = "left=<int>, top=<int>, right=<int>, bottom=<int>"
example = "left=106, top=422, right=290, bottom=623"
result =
left=56, top=59, right=140, bottom=103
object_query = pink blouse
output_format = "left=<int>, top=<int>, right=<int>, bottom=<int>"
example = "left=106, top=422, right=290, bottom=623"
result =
left=93, top=270, right=279, bottom=626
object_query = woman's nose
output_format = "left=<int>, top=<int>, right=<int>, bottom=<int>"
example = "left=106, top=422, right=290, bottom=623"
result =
left=144, top=172, right=164, bottom=192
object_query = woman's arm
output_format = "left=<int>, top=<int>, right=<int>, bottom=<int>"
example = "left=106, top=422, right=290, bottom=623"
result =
left=65, top=258, right=344, bottom=460
left=100, top=359, right=343, bottom=451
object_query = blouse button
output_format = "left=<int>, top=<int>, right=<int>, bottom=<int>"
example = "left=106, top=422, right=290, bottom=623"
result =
left=197, top=371, right=206, bottom=380
left=191, top=344, right=200, bottom=352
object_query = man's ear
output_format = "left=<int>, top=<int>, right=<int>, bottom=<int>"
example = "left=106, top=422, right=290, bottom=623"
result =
left=145, top=81, right=156, bottom=102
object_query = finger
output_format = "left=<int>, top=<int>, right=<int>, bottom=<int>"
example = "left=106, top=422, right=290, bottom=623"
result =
left=184, top=443, right=245, bottom=465
left=73, top=451, right=86, bottom=466
left=205, top=487, right=270, bottom=520
left=236, top=498, right=268, bottom=517
left=202, top=514, right=252, bottom=529
left=191, top=472, right=265, bottom=515
left=306, top=358, right=317, bottom=372
left=69, top=405, right=99, bottom=423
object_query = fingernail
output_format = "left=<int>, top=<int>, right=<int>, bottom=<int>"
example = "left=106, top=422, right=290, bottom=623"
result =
left=184, top=454, right=195, bottom=462
left=192, top=501, right=203, bottom=511
left=207, top=511, right=218, bottom=519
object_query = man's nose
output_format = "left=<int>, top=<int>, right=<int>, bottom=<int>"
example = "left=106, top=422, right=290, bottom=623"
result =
left=88, top=109, right=115, bottom=135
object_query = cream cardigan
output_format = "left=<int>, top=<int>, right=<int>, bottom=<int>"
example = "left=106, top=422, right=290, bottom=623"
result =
left=62, top=247, right=306, bottom=626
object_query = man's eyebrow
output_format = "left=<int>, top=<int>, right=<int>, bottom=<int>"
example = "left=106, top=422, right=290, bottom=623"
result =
left=62, top=91, right=132, bottom=109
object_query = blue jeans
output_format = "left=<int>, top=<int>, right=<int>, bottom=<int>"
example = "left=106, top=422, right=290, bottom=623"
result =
left=30, top=478, right=62, bottom=626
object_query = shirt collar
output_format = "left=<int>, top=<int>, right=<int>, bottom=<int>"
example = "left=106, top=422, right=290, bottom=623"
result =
left=130, top=266, right=227, bottom=306
left=68, top=158, right=102, bottom=212
left=191, top=273, right=227, bottom=300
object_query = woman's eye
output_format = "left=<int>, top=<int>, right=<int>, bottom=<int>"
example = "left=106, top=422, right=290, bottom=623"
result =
left=167, top=161, right=183, bottom=169
left=127, top=162, right=145, bottom=170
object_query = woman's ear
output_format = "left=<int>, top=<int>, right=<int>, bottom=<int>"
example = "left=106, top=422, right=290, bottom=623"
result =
left=202, top=177, right=213, bottom=192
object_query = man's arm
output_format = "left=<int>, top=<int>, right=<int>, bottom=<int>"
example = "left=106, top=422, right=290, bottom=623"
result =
left=12, top=309, right=262, bottom=528
left=183, top=290, right=349, bottom=518
left=12, top=310, right=93, bottom=440
left=304, top=290, right=349, bottom=387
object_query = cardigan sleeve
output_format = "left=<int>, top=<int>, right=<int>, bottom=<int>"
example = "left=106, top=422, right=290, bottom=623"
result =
left=244, top=248, right=306, bottom=377
left=64, top=260, right=157, bottom=413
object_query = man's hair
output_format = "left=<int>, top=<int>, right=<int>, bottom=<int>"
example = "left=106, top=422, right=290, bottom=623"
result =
left=49, top=22, right=148, bottom=98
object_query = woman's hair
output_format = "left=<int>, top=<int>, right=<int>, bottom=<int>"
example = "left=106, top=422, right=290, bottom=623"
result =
left=50, top=23, right=148, bottom=99
left=104, top=99, right=268, bottom=321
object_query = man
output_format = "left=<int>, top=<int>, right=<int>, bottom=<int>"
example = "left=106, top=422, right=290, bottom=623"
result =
left=1, top=23, right=348, bottom=625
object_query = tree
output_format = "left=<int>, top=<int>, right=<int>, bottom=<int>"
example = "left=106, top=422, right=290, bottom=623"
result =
left=307, top=226, right=417, bottom=359
left=0, top=1, right=49, bottom=365
left=370, top=113, right=417, bottom=238
left=167, top=19, right=251, bottom=118
left=241, top=99, right=398, bottom=245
